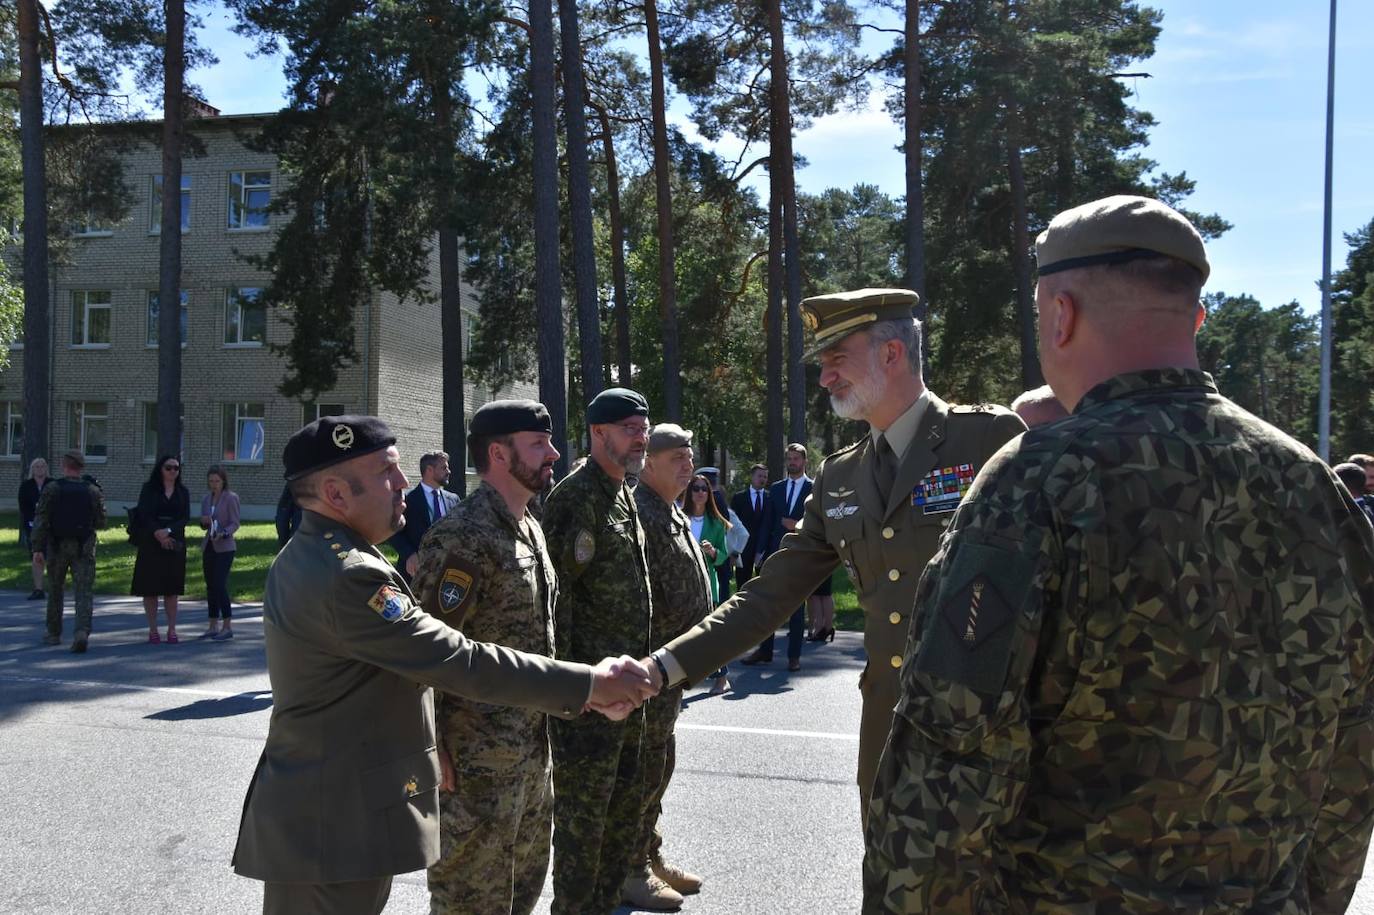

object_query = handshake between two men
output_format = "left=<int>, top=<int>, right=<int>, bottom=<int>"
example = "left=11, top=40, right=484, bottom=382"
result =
left=585, top=655, right=662, bottom=719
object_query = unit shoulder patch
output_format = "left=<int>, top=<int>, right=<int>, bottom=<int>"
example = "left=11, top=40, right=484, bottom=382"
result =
left=574, top=529, right=596, bottom=564
left=367, top=584, right=411, bottom=623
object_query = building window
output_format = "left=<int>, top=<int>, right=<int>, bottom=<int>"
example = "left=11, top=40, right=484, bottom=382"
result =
left=464, top=411, right=475, bottom=472
left=72, top=291, right=112, bottom=347
left=225, top=287, right=265, bottom=346
left=143, top=402, right=185, bottom=462
left=69, top=401, right=109, bottom=460
left=72, top=215, right=113, bottom=237
left=462, top=311, right=476, bottom=358
left=151, top=175, right=192, bottom=233
left=2, top=402, right=22, bottom=458
left=146, top=290, right=189, bottom=347
left=303, top=402, right=346, bottom=425
left=227, top=170, right=271, bottom=229
left=222, top=402, right=265, bottom=463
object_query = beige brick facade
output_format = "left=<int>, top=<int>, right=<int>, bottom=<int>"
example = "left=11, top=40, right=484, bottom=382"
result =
left=0, top=113, right=536, bottom=517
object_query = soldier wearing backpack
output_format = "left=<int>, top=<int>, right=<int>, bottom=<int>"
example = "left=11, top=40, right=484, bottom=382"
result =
left=32, top=450, right=107, bottom=653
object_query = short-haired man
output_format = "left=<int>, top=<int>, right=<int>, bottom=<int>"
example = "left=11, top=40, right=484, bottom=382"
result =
left=541, top=388, right=656, bottom=915
left=864, top=196, right=1374, bottom=911
left=232, top=415, right=653, bottom=915
left=32, top=449, right=106, bottom=653
left=1349, top=453, right=1374, bottom=495
left=390, top=450, right=457, bottom=580
left=743, top=443, right=814, bottom=669
left=1010, top=384, right=1070, bottom=428
left=729, top=463, right=772, bottom=583
left=410, top=401, right=564, bottom=915
left=1334, top=462, right=1374, bottom=526
left=642, top=289, right=1026, bottom=820
left=627, top=423, right=713, bottom=909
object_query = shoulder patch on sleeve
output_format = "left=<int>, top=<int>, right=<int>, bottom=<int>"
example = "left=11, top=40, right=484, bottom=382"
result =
left=437, top=566, right=475, bottom=615
left=574, top=529, right=596, bottom=564
left=367, top=584, right=412, bottom=623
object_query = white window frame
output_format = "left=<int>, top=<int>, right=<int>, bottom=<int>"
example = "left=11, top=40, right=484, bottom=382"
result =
left=303, top=402, right=347, bottom=425
left=71, top=291, right=112, bottom=348
left=143, top=402, right=186, bottom=463
left=150, top=174, right=192, bottom=234
left=222, top=402, right=266, bottom=464
left=146, top=290, right=190, bottom=348
left=227, top=170, right=272, bottom=230
left=2, top=402, right=22, bottom=460
left=70, top=401, right=110, bottom=462
left=224, top=287, right=266, bottom=347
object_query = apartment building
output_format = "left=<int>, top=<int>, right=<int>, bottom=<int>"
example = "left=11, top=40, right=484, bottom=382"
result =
left=0, top=108, right=536, bottom=516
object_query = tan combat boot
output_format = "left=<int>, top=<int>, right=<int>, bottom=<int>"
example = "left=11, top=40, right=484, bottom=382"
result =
left=622, top=865, right=683, bottom=911
left=652, top=853, right=703, bottom=895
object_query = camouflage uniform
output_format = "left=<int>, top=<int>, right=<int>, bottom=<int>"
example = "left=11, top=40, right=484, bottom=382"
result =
left=864, top=369, right=1374, bottom=913
left=632, top=484, right=714, bottom=867
left=542, top=458, right=653, bottom=915
left=411, top=481, right=558, bottom=915
left=32, top=478, right=107, bottom=641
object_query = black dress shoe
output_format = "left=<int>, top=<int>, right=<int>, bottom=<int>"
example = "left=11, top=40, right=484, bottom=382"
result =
left=741, top=649, right=773, bottom=665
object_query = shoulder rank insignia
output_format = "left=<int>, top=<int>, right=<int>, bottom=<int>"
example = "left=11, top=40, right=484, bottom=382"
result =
left=825, top=501, right=861, bottom=520
left=574, top=529, right=596, bottom=564
left=439, top=568, right=473, bottom=614
left=368, top=585, right=409, bottom=623
left=912, top=464, right=978, bottom=514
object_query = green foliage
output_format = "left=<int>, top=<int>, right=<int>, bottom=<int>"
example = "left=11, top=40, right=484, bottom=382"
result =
left=0, top=229, right=21, bottom=360
left=1330, top=219, right=1374, bottom=458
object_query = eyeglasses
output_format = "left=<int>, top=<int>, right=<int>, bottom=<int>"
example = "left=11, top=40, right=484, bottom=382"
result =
left=614, top=422, right=651, bottom=437
left=689, top=485, right=709, bottom=493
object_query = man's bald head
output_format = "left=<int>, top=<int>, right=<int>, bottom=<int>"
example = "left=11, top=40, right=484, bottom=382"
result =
left=1011, top=385, right=1070, bottom=428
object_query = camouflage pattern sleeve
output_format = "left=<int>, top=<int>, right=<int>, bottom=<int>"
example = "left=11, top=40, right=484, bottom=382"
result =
left=31, top=484, right=54, bottom=552
left=90, top=483, right=107, bottom=530
left=412, top=520, right=481, bottom=628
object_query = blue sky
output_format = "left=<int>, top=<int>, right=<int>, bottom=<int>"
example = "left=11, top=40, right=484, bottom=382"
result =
left=193, top=0, right=1372, bottom=315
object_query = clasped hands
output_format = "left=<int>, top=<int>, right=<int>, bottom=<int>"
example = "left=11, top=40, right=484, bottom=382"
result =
left=585, top=655, right=664, bottom=720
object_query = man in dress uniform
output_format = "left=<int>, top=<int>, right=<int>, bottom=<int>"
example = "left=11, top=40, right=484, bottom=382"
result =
left=542, top=388, right=656, bottom=914
left=641, top=288, right=1027, bottom=818
left=409, top=401, right=563, bottom=915
left=863, top=196, right=1374, bottom=913
left=231, top=414, right=654, bottom=915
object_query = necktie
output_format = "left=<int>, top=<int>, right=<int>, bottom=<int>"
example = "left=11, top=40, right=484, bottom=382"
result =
left=787, top=480, right=795, bottom=512
left=754, top=490, right=761, bottom=514
left=431, top=488, right=442, bottom=521
left=875, top=434, right=898, bottom=497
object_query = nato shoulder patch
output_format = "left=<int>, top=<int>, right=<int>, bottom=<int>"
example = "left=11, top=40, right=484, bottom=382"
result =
left=438, top=567, right=474, bottom=615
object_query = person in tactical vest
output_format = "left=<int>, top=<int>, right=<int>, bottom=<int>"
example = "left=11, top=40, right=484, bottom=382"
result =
left=32, top=450, right=107, bottom=653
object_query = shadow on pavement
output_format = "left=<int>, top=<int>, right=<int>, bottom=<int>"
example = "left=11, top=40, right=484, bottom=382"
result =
left=680, top=632, right=866, bottom=707
left=146, top=691, right=274, bottom=721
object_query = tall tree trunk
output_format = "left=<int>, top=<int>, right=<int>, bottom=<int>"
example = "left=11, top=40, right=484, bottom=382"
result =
left=157, top=0, right=185, bottom=458
left=1005, top=106, right=1041, bottom=389
left=766, top=166, right=785, bottom=480
left=596, top=107, right=633, bottom=387
left=769, top=0, right=805, bottom=444
left=434, top=80, right=467, bottom=496
left=530, top=0, right=568, bottom=472
left=18, top=0, right=50, bottom=472
left=645, top=0, right=681, bottom=420
left=559, top=0, right=603, bottom=402
left=903, top=0, right=927, bottom=317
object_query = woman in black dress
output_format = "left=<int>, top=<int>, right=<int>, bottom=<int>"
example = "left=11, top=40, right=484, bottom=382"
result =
left=133, top=455, right=190, bottom=643
left=17, top=457, right=51, bottom=600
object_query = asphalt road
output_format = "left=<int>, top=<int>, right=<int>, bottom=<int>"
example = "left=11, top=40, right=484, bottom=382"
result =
left=5, top=591, right=1374, bottom=914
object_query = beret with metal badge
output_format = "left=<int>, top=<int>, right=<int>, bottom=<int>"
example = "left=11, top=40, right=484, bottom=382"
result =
left=283, top=414, right=397, bottom=481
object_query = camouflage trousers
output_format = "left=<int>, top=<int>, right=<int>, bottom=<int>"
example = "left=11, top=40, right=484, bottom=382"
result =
left=46, top=537, right=96, bottom=639
left=549, top=708, right=645, bottom=915
left=633, top=686, right=683, bottom=865
left=426, top=762, right=552, bottom=915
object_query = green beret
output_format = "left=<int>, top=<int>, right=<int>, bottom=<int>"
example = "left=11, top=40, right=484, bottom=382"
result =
left=283, top=414, right=396, bottom=481
left=468, top=400, right=553, bottom=443
left=586, top=387, right=649, bottom=425
left=647, top=422, right=693, bottom=453
left=1035, top=195, right=1210, bottom=282
left=800, top=288, right=919, bottom=359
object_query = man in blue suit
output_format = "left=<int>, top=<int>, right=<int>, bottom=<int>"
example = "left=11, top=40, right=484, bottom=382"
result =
left=742, top=443, right=811, bottom=670
left=389, top=450, right=459, bottom=580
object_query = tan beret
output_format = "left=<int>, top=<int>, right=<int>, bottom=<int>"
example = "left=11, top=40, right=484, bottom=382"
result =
left=647, top=422, right=693, bottom=453
left=800, top=287, right=919, bottom=359
left=1035, top=195, right=1209, bottom=283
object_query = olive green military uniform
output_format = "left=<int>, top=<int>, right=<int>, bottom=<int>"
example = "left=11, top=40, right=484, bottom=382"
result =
left=663, top=393, right=1024, bottom=812
left=32, top=478, right=107, bottom=644
left=542, top=458, right=653, bottom=915
left=410, top=481, right=559, bottom=915
left=863, top=370, right=1374, bottom=913
left=632, top=483, right=714, bottom=868
left=233, top=511, right=595, bottom=915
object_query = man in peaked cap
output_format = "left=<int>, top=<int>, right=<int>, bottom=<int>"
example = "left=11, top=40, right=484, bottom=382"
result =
left=232, top=414, right=656, bottom=915
left=863, top=195, right=1374, bottom=912
left=639, top=288, right=1027, bottom=827
left=409, top=400, right=566, bottom=915
left=541, top=389, right=658, bottom=914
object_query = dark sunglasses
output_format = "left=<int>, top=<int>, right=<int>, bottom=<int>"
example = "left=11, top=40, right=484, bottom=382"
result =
left=163, top=464, right=181, bottom=472
left=689, top=485, right=709, bottom=492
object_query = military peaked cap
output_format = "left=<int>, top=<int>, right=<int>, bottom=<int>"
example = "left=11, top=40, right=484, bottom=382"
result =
left=586, top=387, right=650, bottom=425
left=283, top=414, right=396, bottom=481
left=468, top=400, right=553, bottom=441
left=1035, top=194, right=1210, bottom=282
left=801, top=288, right=920, bottom=359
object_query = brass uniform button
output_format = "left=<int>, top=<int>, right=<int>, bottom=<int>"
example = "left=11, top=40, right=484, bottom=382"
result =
left=889, top=612, right=902, bottom=625
left=888, top=569, right=900, bottom=582
left=882, top=527, right=894, bottom=540
left=941, top=518, right=951, bottom=528
left=324, top=532, right=334, bottom=539
left=889, top=655, right=902, bottom=669
left=839, top=538, right=847, bottom=549
left=331, top=543, right=342, bottom=551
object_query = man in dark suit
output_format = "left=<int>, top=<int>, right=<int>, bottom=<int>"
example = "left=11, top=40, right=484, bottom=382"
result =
left=389, top=450, right=459, bottom=580
left=742, top=444, right=811, bottom=670
left=729, top=463, right=771, bottom=582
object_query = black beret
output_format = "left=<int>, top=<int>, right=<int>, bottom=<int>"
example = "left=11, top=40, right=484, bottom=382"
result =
left=468, top=399, right=553, bottom=441
left=283, top=414, right=397, bottom=481
left=586, top=387, right=649, bottom=425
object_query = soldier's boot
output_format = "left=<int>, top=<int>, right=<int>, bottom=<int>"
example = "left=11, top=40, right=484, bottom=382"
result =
left=651, top=853, right=702, bottom=895
left=70, top=630, right=89, bottom=654
left=621, top=866, right=683, bottom=911
left=41, top=634, right=60, bottom=646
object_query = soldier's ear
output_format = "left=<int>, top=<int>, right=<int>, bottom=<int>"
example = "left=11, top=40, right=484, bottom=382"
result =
left=1050, top=290, right=1078, bottom=349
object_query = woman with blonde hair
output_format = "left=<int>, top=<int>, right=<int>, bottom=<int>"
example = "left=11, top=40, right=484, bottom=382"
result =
left=18, top=457, right=52, bottom=600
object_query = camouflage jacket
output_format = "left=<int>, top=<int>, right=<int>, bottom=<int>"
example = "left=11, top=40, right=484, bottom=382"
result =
left=542, top=457, right=652, bottom=663
left=866, top=368, right=1374, bottom=914
left=634, top=485, right=713, bottom=645
left=411, top=481, right=558, bottom=773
